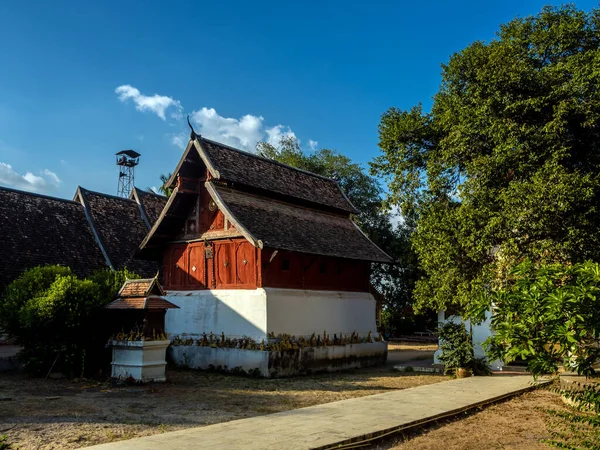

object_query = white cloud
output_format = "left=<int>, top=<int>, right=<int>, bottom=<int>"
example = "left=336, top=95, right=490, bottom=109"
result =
left=115, top=85, right=183, bottom=120
left=115, top=84, right=304, bottom=153
left=190, top=107, right=268, bottom=152
left=265, top=125, right=297, bottom=148
left=0, top=163, right=62, bottom=193
left=308, top=139, right=319, bottom=151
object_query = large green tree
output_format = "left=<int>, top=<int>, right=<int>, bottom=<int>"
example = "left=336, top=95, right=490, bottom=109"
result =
left=257, top=137, right=425, bottom=332
left=371, top=5, right=600, bottom=315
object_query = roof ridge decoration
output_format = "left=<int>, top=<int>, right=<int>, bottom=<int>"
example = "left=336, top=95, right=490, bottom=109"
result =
left=79, top=187, right=138, bottom=203
left=0, top=184, right=81, bottom=205
left=130, top=187, right=152, bottom=230
left=74, top=187, right=115, bottom=270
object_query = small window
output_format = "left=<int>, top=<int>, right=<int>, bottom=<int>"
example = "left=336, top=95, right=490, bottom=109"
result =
left=281, top=259, right=290, bottom=271
left=319, top=262, right=327, bottom=274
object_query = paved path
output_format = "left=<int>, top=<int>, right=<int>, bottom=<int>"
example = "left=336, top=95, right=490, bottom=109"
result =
left=84, top=375, right=546, bottom=450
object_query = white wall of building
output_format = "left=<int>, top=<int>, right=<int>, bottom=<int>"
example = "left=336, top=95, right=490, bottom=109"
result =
left=433, top=309, right=503, bottom=370
left=164, top=289, right=268, bottom=340
left=265, top=288, right=378, bottom=337
left=163, top=288, right=378, bottom=340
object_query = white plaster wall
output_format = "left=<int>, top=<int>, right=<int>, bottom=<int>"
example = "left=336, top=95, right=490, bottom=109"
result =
left=164, top=289, right=268, bottom=340
left=265, top=288, right=378, bottom=337
left=433, top=310, right=503, bottom=370
left=169, top=346, right=269, bottom=377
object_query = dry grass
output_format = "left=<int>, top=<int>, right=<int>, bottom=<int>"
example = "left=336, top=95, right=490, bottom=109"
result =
left=0, top=365, right=444, bottom=449
left=368, top=388, right=567, bottom=450
left=387, top=341, right=438, bottom=352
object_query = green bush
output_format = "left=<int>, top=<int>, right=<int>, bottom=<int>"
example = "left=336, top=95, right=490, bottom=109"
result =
left=0, top=265, right=72, bottom=339
left=87, top=267, right=138, bottom=302
left=437, top=321, right=474, bottom=375
left=0, top=266, right=139, bottom=376
left=486, top=259, right=600, bottom=378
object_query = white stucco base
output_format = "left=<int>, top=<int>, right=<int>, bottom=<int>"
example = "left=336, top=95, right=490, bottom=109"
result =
left=110, top=340, right=170, bottom=382
left=168, top=342, right=387, bottom=377
left=433, top=310, right=503, bottom=371
left=169, top=346, right=269, bottom=376
left=163, top=288, right=378, bottom=340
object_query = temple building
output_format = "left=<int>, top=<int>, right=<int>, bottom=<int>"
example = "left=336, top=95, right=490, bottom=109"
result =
left=137, top=132, right=393, bottom=345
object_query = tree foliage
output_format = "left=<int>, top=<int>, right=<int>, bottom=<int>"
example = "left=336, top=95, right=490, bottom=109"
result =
left=257, top=137, right=426, bottom=331
left=372, top=5, right=600, bottom=314
left=149, top=173, right=173, bottom=197
left=486, top=259, right=600, bottom=378
left=0, top=266, right=139, bottom=376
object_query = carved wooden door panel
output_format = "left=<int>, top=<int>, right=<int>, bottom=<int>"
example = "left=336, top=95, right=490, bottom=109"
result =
left=215, top=242, right=235, bottom=287
left=235, top=241, right=256, bottom=287
left=188, top=243, right=206, bottom=288
left=170, top=244, right=188, bottom=288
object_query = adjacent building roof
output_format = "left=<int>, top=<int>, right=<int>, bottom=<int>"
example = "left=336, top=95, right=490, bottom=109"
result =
left=0, top=184, right=168, bottom=291
left=0, top=186, right=107, bottom=289
left=131, top=188, right=167, bottom=226
left=75, top=188, right=162, bottom=276
left=140, top=135, right=393, bottom=263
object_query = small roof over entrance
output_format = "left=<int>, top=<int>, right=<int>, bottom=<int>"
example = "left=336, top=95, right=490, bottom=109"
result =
left=105, top=278, right=178, bottom=310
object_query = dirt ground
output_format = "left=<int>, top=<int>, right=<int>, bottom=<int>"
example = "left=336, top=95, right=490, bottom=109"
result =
left=368, top=388, right=566, bottom=450
left=0, top=363, right=443, bottom=450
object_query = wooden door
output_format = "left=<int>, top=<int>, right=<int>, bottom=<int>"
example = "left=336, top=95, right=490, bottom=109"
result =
left=215, top=242, right=235, bottom=287
left=170, top=244, right=188, bottom=288
left=235, top=241, right=256, bottom=287
left=188, top=243, right=206, bottom=288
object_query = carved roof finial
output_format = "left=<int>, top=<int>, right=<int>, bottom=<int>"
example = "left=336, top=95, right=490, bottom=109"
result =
left=187, top=115, right=198, bottom=139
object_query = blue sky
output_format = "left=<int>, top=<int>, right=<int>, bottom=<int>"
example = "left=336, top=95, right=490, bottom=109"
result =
left=0, top=1, right=597, bottom=199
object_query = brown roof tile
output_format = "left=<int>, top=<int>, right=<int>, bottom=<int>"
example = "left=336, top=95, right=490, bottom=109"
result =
left=213, top=185, right=393, bottom=263
left=105, top=296, right=178, bottom=310
left=77, top=188, right=159, bottom=277
left=200, top=138, right=356, bottom=213
left=132, top=188, right=167, bottom=226
left=0, top=186, right=107, bottom=289
left=118, top=278, right=165, bottom=297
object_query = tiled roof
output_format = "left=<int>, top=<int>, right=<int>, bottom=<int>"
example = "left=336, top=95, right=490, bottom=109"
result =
left=0, top=186, right=107, bottom=289
left=76, top=188, right=159, bottom=277
left=118, top=278, right=165, bottom=297
left=199, top=137, right=357, bottom=213
left=132, top=188, right=167, bottom=225
left=105, top=296, right=178, bottom=310
left=213, top=185, right=393, bottom=263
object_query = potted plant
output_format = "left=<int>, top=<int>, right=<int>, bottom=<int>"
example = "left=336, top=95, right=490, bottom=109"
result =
left=437, top=321, right=474, bottom=378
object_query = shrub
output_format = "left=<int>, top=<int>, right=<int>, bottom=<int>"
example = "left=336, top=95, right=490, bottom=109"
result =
left=486, top=259, right=600, bottom=378
left=87, top=268, right=138, bottom=302
left=437, top=321, right=474, bottom=375
left=0, top=265, right=72, bottom=340
left=1, top=266, right=139, bottom=376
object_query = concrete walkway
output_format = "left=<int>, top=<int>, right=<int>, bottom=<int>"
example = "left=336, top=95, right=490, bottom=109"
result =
left=84, top=375, right=546, bottom=450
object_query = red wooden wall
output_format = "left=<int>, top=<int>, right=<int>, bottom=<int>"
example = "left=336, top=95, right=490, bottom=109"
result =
left=260, top=249, right=370, bottom=292
left=162, top=242, right=370, bottom=292
left=162, top=239, right=258, bottom=290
